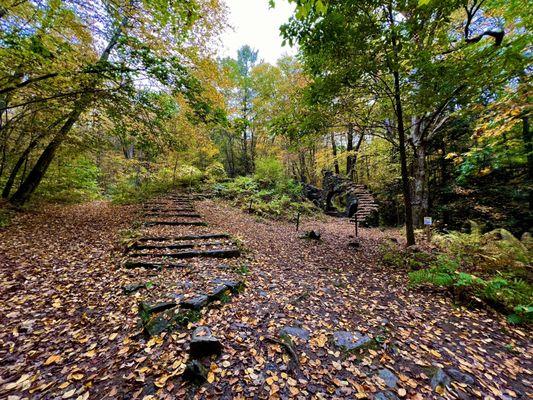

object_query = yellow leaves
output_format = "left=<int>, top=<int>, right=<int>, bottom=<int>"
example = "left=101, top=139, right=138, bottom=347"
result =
left=76, top=392, right=90, bottom=400
left=265, top=375, right=278, bottom=385
left=429, top=349, right=442, bottom=358
left=287, top=377, right=298, bottom=386
left=62, top=388, right=76, bottom=399
left=108, top=332, right=118, bottom=341
left=44, top=354, right=63, bottom=365
left=154, top=374, right=170, bottom=388
left=117, top=346, right=129, bottom=356
left=84, top=350, right=96, bottom=358
left=332, top=361, right=342, bottom=371
left=288, top=386, right=300, bottom=396
left=207, top=371, right=215, bottom=383
left=68, top=372, right=84, bottom=381
left=2, top=374, right=33, bottom=391
left=59, top=382, right=71, bottom=389
left=245, top=367, right=259, bottom=380
left=311, top=333, right=328, bottom=348
left=52, top=299, right=62, bottom=308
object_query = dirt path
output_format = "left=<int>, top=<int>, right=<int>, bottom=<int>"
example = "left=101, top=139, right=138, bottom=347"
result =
left=0, top=198, right=531, bottom=399
left=199, top=199, right=532, bottom=399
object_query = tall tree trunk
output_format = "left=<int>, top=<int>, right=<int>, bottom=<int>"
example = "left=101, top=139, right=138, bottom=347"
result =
left=523, top=116, right=532, bottom=210
left=411, top=143, right=428, bottom=227
left=393, top=71, right=415, bottom=245
left=2, top=136, right=40, bottom=198
left=298, top=149, right=307, bottom=183
left=352, top=132, right=364, bottom=183
left=9, top=17, right=127, bottom=206
left=389, top=2, right=415, bottom=245
left=330, top=131, right=340, bottom=175
left=346, top=123, right=354, bottom=178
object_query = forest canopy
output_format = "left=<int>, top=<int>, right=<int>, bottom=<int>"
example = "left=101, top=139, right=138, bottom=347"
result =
left=1, top=0, right=531, bottom=239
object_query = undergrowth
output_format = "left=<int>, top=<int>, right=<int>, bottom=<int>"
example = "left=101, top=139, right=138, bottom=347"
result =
left=214, top=176, right=316, bottom=219
left=381, top=223, right=532, bottom=325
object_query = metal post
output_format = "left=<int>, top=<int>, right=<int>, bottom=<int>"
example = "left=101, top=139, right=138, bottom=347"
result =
left=248, top=198, right=253, bottom=213
left=296, top=211, right=301, bottom=231
left=354, top=214, right=358, bottom=238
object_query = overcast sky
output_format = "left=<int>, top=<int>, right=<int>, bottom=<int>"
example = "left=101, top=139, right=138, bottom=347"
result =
left=219, top=0, right=297, bottom=64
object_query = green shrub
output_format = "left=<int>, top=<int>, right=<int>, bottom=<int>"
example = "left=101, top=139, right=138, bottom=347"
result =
left=204, top=162, right=227, bottom=182
left=409, top=257, right=532, bottom=325
left=35, top=155, right=102, bottom=203
left=214, top=173, right=315, bottom=219
left=108, top=163, right=202, bottom=204
left=254, top=156, right=285, bottom=185
left=432, top=221, right=532, bottom=273
left=0, top=206, right=14, bottom=228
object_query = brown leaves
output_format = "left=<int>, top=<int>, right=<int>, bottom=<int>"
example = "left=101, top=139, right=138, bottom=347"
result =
left=0, top=197, right=530, bottom=399
left=44, top=354, right=63, bottom=365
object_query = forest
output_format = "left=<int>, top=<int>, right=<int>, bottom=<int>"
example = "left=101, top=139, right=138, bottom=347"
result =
left=0, top=0, right=531, bottom=399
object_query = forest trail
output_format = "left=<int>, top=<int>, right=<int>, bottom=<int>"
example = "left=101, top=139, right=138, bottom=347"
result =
left=0, top=195, right=531, bottom=400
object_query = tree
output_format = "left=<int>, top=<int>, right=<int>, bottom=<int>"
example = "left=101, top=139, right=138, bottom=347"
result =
left=280, top=0, right=530, bottom=244
left=1, top=0, right=225, bottom=205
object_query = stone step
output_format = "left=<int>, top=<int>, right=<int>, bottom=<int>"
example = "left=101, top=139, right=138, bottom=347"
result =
left=132, top=241, right=231, bottom=251
left=123, top=260, right=189, bottom=269
left=144, top=220, right=208, bottom=227
left=128, top=248, right=241, bottom=259
left=137, top=233, right=231, bottom=243
left=143, top=213, right=202, bottom=218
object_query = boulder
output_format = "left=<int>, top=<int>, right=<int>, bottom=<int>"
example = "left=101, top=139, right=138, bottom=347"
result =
left=446, top=368, right=475, bottom=385
left=208, top=285, right=229, bottom=301
left=189, top=326, right=222, bottom=358
left=333, top=331, right=371, bottom=350
left=183, top=360, right=207, bottom=384
left=144, top=315, right=169, bottom=337
left=211, top=278, right=244, bottom=294
left=138, top=301, right=176, bottom=319
left=430, top=368, right=451, bottom=391
left=280, top=326, right=310, bottom=341
left=374, top=391, right=400, bottom=400
left=299, top=230, right=321, bottom=240
left=377, top=369, right=398, bottom=389
left=122, top=283, right=145, bottom=294
left=180, top=295, right=209, bottom=310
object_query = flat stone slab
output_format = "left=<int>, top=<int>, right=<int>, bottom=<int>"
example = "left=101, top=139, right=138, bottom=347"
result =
left=180, top=295, right=209, bottom=310
left=280, top=326, right=310, bottom=341
left=333, top=331, right=372, bottom=350
left=139, top=301, right=176, bottom=316
left=190, top=326, right=222, bottom=358
left=211, top=278, right=244, bottom=293
left=208, top=285, right=230, bottom=301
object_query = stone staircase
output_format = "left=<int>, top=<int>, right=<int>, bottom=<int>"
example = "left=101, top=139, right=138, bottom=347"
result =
left=349, top=184, right=379, bottom=223
left=306, top=172, right=379, bottom=225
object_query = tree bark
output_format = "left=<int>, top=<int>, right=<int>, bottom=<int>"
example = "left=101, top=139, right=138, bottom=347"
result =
left=330, top=131, right=340, bottom=175
left=9, top=16, right=127, bottom=206
left=393, top=71, right=416, bottom=245
left=352, top=132, right=364, bottom=183
left=346, top=123, right=354, bottom=178
left=411, top=142, right=428, bottom=227
left=523, top=116, right=532, bottom=210
left=389, top=2, right=415, bottom=245
left=2, top=136, right=40, bottom=198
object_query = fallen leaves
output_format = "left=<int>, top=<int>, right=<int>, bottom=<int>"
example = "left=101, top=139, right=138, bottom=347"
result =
left=0, top=197, right=530, bottom=399
left=44, top=354, right=63, bottom=365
